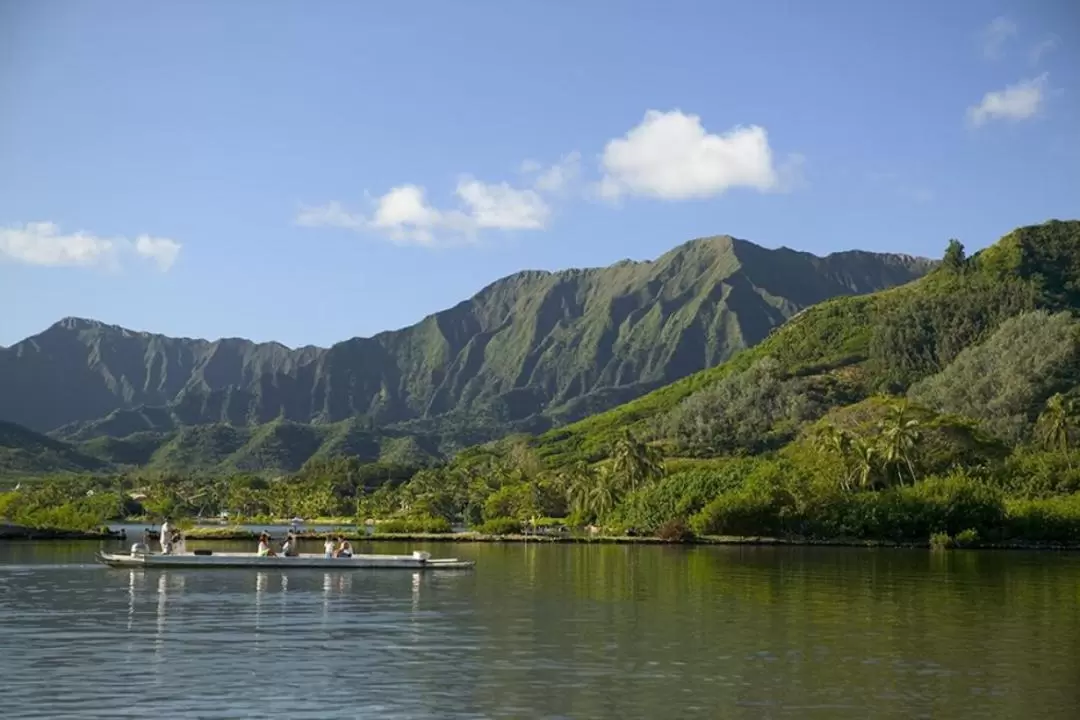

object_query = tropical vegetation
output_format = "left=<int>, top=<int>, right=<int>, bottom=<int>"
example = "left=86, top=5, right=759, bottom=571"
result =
left=4, top=220, right=1080, bottom=547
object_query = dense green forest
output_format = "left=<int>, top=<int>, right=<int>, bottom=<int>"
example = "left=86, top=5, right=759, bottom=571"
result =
left=4, top=220, right=1080, bottom=547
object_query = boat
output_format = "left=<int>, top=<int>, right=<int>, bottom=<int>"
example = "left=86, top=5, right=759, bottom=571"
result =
left=94, top=548, right=474, bottom=570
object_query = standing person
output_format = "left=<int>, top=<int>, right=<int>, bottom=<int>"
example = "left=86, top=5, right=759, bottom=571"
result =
left=159, top=518, right=172, bottom=555
left=323, top=536, right=335, bottom=558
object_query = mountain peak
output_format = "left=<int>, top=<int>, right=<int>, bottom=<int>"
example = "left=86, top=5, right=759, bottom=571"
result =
left=54, top=316, right=107, bottom=331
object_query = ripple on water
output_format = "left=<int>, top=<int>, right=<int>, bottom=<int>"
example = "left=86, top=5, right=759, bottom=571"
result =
left=2, top=544, right=1080, bottom=719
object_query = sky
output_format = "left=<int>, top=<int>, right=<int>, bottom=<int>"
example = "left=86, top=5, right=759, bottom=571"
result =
left=2, top=0, right=1078, bottom=348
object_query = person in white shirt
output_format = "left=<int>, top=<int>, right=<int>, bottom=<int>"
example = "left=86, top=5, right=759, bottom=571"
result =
left=323, top=537, right=335, bottom=558
left=159, top=519, right=172, bottom=554
left=280, top=531, right=299, bottom=557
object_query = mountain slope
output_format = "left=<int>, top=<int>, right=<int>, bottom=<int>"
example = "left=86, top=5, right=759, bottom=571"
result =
left=534, top=219, right=1080, bottom=465
left=0, top=421, right=109, bottom=475
left=0, top=235, right=933, bottom=438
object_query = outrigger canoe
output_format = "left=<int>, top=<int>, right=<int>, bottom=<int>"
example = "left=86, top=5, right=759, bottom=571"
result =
left=95, top=549, right=474, bottom=570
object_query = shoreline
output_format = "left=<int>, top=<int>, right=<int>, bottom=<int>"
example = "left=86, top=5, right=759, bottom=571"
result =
left=5, top=523, right=1077, bottom=551
left=0, top=523, right=125, bottom=541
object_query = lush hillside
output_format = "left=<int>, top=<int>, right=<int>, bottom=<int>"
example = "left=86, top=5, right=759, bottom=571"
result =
left=534, top=220, right=1080, bottom=466
left=0, top=421, right=108, bottom=475
left=7, top=221, right=1080, bottom=548
left=0, top=417, right=466, bottom=477
left=1, top=235, right=932, bottom=439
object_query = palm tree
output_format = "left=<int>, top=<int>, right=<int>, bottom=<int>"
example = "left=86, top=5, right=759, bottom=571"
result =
left=878, top=400, right=920, bottom=486
left=1038, top=393, right=1075, bottom=468
left=611, top=430, right=665, bottom=495
left=561, top=463, right=597, bottom=521
left=815, top=425, right=856, bottom=490
left=851, top=439, right=880, bottom=491
left=587, top=467, right=620, bottom=522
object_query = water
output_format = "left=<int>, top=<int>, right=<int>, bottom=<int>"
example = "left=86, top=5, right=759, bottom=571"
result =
left=1, top=540, right=1078, bottom=719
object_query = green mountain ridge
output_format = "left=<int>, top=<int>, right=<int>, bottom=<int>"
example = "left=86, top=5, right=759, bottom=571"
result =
left=0, top=416, right=469, bottom=477
left=533, top=219, right=1080, bottom=465
left=1, top=234, right=933, bottom=457
left=8, top=220, right=1080, bottom=554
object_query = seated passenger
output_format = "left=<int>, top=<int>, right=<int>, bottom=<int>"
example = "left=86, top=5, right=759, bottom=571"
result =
left=257, top=533, right=276, bottom=557
left=281, top=531, right=299, bottom=557
left=334, top=538, right=353, bottom=558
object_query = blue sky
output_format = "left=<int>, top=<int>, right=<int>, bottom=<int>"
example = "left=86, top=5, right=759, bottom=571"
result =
left=2, top=0, right=1078, bottom=348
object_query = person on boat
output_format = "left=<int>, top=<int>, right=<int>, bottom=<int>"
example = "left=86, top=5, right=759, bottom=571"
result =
left=281, top=531, right=299, bottom=557
left=257, top=532, right=277, bottom=557
left=159, top=518, right=173, bottom=554
left=333, top=537, right=353, bottom=558
left=323, top=536, right=335, bottom=558
left=172, top=530, right=186, bottom=555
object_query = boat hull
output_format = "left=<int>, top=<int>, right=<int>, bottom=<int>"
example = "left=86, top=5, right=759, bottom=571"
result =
left=95, top=551, right=474, bottom=570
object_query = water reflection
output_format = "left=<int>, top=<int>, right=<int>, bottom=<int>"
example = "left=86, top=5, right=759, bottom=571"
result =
left=255, top=571, right=267, bottom=651
left=1, top=542, right=1078, bottom=719
left=154, top=572, right=168, bottom=677
left=126, top=569, right=136, bottom=632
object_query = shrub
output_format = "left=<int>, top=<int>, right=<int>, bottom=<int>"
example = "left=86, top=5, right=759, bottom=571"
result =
left=690, top=486, right=795, bottom=536
left=901, top=472, right=1006, bottom=537
left=954, top=528, right=980, bottom=547
left=655, top=518, right=694, bottom=542
left=476, top=517, right=522, bottom=535
left=1004, top=494, right=1080, bottom=543
left=609, top=460, right=753, bottom=533
left=930, top=532, right=954, bottom=550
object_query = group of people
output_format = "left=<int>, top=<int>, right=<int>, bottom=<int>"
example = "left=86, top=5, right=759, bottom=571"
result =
left=256, top=531, right=354, bottom=558
left=148, top=518, right=357, bottom=559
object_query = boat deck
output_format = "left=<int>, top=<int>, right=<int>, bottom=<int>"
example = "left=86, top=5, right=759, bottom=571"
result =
left=95, top=550, right=474, bottom=570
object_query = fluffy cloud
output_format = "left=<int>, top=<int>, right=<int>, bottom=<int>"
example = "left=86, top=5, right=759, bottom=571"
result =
left=981, top=16, right=1017, bottom=59
left=0, top=221, right=181, bottom=271
left=300, top=111, right=801, bottom=246
left=967, top=74, right=1049, bottom=126
left=134, top=235, right=183, bottom=271
left=597, top=109, right=782, bottom=200
left=297, top=176, right=551, bottom=247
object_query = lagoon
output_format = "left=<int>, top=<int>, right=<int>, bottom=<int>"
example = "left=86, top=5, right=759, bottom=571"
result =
left=1, top=540, right=1078, bottom=718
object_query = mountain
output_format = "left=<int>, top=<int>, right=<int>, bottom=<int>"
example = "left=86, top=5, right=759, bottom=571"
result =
left=534, top=219, right=1080, bottom=466
left=0, top=421, right=108, bottom=475
left=0, top=235, right=933, bottom=445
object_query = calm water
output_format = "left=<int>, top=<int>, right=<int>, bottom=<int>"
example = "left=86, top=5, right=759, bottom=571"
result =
left=1, top=540, right=1078, bottom=719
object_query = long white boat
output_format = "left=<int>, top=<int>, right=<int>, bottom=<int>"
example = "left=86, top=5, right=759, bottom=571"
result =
left=95, top=548, right=474, bottom=570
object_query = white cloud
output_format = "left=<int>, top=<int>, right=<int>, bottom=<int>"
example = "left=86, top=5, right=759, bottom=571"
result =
left=0, top=221, right=182, bottom=271
left=295, top=201, right=366, bottom=232
left=1030, top=36, right=1059, bottom=66
left=300, top=111, right=801, bottom=246
left=134, top=235, right=183, bottom=271
left=529, top=151, right=582, bottom=194
left=456, top=178, right=549, bottom=229
left=982, top=16, right=1017, bottom=59
left=596, top=109, right=783, bottom=200
left=298, top=176, right=552, bottom=247
left=967, top=74, right=1049, bottom=126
